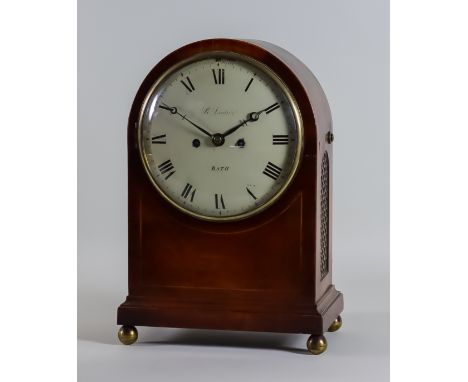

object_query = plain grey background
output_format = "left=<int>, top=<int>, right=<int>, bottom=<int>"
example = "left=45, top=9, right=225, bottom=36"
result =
left=78, top=0, right=389, bottom=381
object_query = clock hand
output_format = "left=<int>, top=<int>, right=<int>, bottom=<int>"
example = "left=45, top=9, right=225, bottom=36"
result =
left=221, top=111, right=261, bottom=138
left=221, top=103, right=277, bottom=138
left=160, top=103, right=213, bottom=138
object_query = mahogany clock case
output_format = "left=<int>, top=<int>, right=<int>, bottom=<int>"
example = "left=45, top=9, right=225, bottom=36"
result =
left=118, top=39, right=343, bottom=337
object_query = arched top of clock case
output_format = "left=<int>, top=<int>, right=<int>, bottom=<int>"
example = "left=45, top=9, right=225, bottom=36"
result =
left=129, top=38, right=331, bottom=146
left=127, top=38, right=332, bottom=230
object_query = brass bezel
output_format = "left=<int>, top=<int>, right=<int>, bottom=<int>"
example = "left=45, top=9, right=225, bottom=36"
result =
left=137, top=51, right=304, bottom=222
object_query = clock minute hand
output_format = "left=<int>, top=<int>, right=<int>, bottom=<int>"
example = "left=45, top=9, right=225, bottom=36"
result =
left=160, top=103, right=213, bottom=138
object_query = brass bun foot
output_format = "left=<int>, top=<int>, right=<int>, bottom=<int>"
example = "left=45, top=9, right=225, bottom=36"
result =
left=307, top=335, right=327, bottom=355
left=328, top=315, right=343, bottom=332
left=118, top=325, right=138, bottom=345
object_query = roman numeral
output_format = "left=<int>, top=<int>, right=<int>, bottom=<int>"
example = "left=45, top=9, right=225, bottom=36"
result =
left=158, top=159, right=176, bottom=180
left=181, top=183, right=196, bottom=202
left=215, top=193, right=226, bottom=209
left=263, top=161, right=282, bottom=181
left=272, top=134, right=289, bottom=145
left=212, top=68, right=225, bottom=85
left=180, top=76, right=195, bottom=92
left=246, top=187, right=257, bottom=200
left=151, top=134, right=166, bottom=144
left=265, top=102, right=280, bottom=114
left=244, top=77, right=254, bottom=92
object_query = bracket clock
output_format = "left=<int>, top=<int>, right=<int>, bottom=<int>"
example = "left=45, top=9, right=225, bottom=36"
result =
left=117, top=38, right=343, bottom=355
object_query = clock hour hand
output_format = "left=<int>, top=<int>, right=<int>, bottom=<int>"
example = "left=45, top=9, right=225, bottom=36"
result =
left=221, top=102, right=278, bottom=139
left=159, top=103, right=213, bottom=138
left=221, top=111, right=261, bottom=138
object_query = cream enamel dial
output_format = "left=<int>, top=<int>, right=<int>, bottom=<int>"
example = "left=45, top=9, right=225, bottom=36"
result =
left=138, top=53, right=302, bottom=221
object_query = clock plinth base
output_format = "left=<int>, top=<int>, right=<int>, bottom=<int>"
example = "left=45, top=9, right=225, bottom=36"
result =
left=117, top=286, right=343, bottom=352
left=307, top=335, right=328, bottom=355
left=118, top=325, right=138, bottom=345
left=328, top=315, right=343, bottom=332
